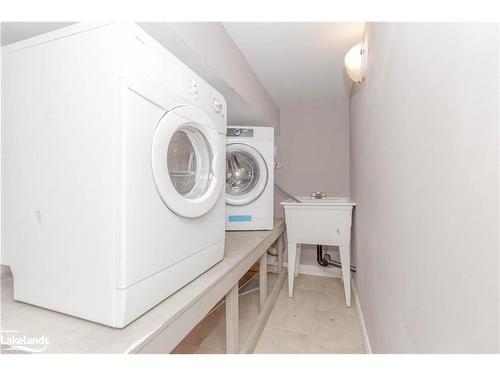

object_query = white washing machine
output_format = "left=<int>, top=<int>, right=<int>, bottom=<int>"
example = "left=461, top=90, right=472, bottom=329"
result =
left=225, top=127, right=274, bottom=230
left=1, top=23, right=227, bottom=328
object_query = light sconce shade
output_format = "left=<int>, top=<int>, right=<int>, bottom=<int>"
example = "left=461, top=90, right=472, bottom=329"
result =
left=344, top=40, right=368, bottom=84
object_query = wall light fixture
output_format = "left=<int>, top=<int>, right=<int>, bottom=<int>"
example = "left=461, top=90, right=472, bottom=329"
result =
left=344, top=40, right=368, bottom=84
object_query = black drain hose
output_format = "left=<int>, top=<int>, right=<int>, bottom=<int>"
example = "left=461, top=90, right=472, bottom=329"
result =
left=316, top=245, right=329, bottom=267
left=317, top=245, right=357, bottom=273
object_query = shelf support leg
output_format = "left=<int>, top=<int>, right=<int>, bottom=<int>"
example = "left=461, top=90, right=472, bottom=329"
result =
left=225, top=283, right=239, bottom=353
left=287, top=242, right=297, bottom=297
left=259, top=253, right=268, bottom=311
left=277, top=235, right=284, bottom=275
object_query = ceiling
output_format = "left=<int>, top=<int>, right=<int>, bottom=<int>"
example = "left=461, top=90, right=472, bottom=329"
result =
left=223, top=22, right=364, bottom=108
left=1, top=22, right=75, bottom=45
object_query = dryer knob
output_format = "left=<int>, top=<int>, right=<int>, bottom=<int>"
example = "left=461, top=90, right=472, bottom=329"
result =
left=213, top=99, right=223, bottom=114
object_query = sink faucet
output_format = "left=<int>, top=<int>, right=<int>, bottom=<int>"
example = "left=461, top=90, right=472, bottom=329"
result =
left=311, top=192, right=327, bottom=199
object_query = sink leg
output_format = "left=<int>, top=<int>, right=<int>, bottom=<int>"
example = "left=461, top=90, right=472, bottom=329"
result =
left=287, top=242, right=297, bottom=297
left=294, top=244, right=301, bottom=278
left=339, top=245, right=351, bottom=307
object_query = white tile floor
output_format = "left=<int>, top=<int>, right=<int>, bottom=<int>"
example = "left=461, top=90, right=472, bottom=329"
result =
left=255, top=274, right=364, bottom=354
left=171, top=273, right=365, bottom=354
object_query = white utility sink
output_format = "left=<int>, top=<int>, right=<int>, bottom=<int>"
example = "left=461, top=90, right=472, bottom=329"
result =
left=281, top=197, right=356, bottom=306
left=282, top=196, right=352, bottom=205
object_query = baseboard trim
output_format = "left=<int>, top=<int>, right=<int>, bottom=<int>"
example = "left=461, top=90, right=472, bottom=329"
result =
left=297, top=264, right=342, bottom=278
left=279, top=262, right=342, bottom=278
left=352, top=277, right=372, bottom=354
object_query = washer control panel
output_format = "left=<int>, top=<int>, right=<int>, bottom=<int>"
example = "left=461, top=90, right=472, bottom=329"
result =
left=227, top=128, right=254, bottom=137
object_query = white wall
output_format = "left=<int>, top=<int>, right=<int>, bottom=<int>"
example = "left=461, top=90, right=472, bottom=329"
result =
left=350, top=23, right=499, bottom=353
left=275, top=102, right=350, bottom=266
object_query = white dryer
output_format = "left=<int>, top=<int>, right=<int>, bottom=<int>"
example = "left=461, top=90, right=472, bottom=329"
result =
left=225, top=127, right=274, bottom=230
left=1, top=23, right=227, bottom=327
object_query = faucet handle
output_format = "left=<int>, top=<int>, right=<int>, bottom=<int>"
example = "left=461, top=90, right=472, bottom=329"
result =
left=311, top=192, right=327, bottom=199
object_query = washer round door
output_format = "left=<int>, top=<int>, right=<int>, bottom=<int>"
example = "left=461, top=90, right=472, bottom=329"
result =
left=225, top=143, right=268, bottom=206
left=152, top=105, right=222, bottom=218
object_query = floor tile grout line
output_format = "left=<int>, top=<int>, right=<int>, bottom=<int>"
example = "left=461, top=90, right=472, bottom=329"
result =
left=313, top=308, right=359, bottom=318
left=306, top=332, right=313, bottom=354
left=309, top=332, right=365, bottom=347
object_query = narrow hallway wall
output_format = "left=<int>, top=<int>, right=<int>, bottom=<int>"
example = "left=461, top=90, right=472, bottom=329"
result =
left=349, top=23, right=500, bottom=353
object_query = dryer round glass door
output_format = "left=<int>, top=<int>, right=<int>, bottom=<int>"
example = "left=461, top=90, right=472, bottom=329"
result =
left=152, top=105, right=222, bottom=218
left=226, top=143, right=268, bottom=206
